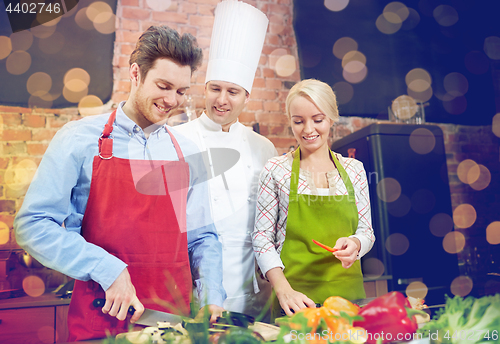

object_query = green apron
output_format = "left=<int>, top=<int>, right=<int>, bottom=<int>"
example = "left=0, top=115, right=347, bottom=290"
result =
left=272, top=147, right=366, bottom=319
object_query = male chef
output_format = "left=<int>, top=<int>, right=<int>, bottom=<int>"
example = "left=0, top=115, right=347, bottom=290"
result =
left=14, top=25, right=225, bottom=341
left=176, top=0, right=277, bottom=321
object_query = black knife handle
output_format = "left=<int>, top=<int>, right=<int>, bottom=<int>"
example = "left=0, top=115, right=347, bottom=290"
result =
left=93, top=298, right=136, bottom=315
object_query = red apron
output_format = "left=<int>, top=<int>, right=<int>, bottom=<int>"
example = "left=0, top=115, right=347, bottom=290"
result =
left=67, top=111, right=192, bottom=341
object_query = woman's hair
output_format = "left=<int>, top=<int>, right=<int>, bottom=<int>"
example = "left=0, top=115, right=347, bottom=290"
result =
left=129, top=25, right=203, bottom=82
left=285, top=79, right=339, bottom=123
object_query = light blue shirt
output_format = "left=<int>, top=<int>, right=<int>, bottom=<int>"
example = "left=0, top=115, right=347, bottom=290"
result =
left=14, top=102, right=226, bottom=307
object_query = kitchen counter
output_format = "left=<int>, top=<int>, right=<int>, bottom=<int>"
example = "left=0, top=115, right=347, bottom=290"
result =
left=0, top=292, right=70, bottom=310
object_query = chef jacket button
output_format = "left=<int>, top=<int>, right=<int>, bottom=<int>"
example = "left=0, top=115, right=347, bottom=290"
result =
left=128, top=132, right=132, bottom=137
left=247, top=197, right=251, bottom=202
left=133, top=126, right=140, bottom=133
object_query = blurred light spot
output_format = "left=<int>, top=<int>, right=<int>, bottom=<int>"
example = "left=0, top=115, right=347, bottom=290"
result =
left=269, top=48, right=288, bottom=69
left=433, top=5, right=458, bottom=27
left=406, top=68, right=431, bottom=92
left=444, top=72, right=468, bottom=97
left=383, top=2, right=409, bottom=24
left=38, top=12, right=61, bottom=27
left=0, top=222, right=9, bottom=245
left=377, top=178, right=401, bottom=202
left=464, top=51, right=489, bottom=75
left=5, top=159, right=38, bottom=191
left=406, top=281, right=428, bottom=299
left=392, top=95, right=418, bottom=120
left=332, top=37, right=358, bottom=59
left=362, top=258, right=385, bottom=279
left=344, top=60, right=365, bottom=74
left=275, top=55, right=296, bottom=77
left=65, top=79, right=88, bottom=93
left=443, top=95, right=467, bottom=115
left=333, top=81, right=354, bottom=105
left=492, top=113, right=500, bottom=138
left=87, top=1, right=113, bottom=22
left=6, top=51, right=31, bottom=75
left=324, top=0, right=349, bottom=12
left=409, top=128, right=435, bottom=155
left=29, top=95, right=53, bottom=109
left=401, top=7, right=420, bottom=30
left=37, top=326, right=55, bottom=344
left=383, top=11, right=402, bottom=25
left=146, top=0, right=172, bottom=11
left=38, top=31, right=65, bottom=54
left=75, top=8, right=94, bottom=30
left=10, top=30, right=33, bottom=51
left=411, top=189, right=435, bottom=214
left=407, top=86, right=433, bottom=102
left=457, top=159, right=478, bottom=184
left=376, top=13, right=402, bottom=34
left=23, top=275, right=45, bottom=297
left=486, top=222, right=500, bottom=245
left=469, top=164, right=491, bottom=191
left=342, top=51, right=366, bottom=68
left=0, top=115, right=3, bottom=134
left=387, top=193, right=411, bottom=217
left=27, top=72, right=52, bottom=97
left=30, top=22, right=57, bottom=39
left=450, top=275, right=473, bottom=297
left=63, top=85, right=89, bottom=103
left=79, top=95, right=104, bottom=116
left=429, top=213, right=453, bottom=237
left=453, top=204, right=476, bottom=229
left=443, top=231, right=466, bottom=254
left=64, top=68, right=91, bottom=87
left=94, top=13, right=116, bottom=34
left=484, top=36, right=500, bottom=60
left=385, top=233, right=409, bottom=256
left=343, top=65, right=367, bottom=83
left=300, top=45, right=322, bottom=68
left=0, top=36, right=12, bottom=59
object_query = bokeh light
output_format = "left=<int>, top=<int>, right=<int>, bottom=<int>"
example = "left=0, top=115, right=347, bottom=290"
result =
left=486, top=222, right=500, bottom=245
left=429, top=213, right=453, bottom=237
left=6, top=51, right=31, bottom=75
left=37, top=326, right=55, bottom=344
left=333, top=81, right=354, bottom=104
left=464, top=51, right=489, bottom=75
left=22, top=275, right=46, bottom=297
left=146, top=0, right=172, bottom=11
left=407, top=86, right=433, bottom=103
left=29, top=95, right=54, bottom=109
left=64, top=68, right=91, bottom=88
left=443, top=231, right=466, bottom=254
left=38, top=12, right=62, bottom=27
left=275, top=55, right=296, bottom=77
left=450, top=275, right=473, bottom=297
left=469, top=164, right=491, bottom=191
left=385, top=233, right=410, bottom=256
left=376, top=13, right=402, bottom=34
left=443, top=95, right=467, bottom=115
left=86, top=1, right=113, bottom=22
left=0, top=36, right=12, bottom=59
left=78, top=95, right=104, bottom=117
left=4, top=159, right=38, bottom=191
left=361, top=258, right=385, bottom=279
left=376, top=177, right=401, bottom=203
left=269, top=48, right=288, bottom=69
left=0, top=222, right=9, bottom=245
left=324, top=0, right=349, bottom=12
left=406, top=281, right=428, bottom=299
left=94, top=13, right=116, bottom=34
left=401, top=7, right=420, bottom=31
left=492, top=113, right=500, bottom=138
left=38, top=31, right=65, bottom=54
left=386, top=193, right=411, bottom=217
left=10, top=30, right=34, bottom=51
left=343, top=64, right=367, bottom=84
left=453, top=204, right=476, bottom=229
left=75, top=7, right=94, bottom=30
left=411, top=189, right=435, bottom=214
left=406, top=68, right=432, bottom=93
left=443, top=72, right=468, bottom=97
left=484, top=36, right=500, bottom=60
left=457, top=159, right=478, bottom=184
left=332, top=37, right=358, bottom=59
left=391, top=95, right=418, bottom=120
left=383, top=2, right=409, bottom=24
left=30, top=23, right=57, bottom=39
left=27, top=72, right=52, bottom=97
left=63, top=86, right=89, bottom=103
left=409, top=128, right=435, bottom=155
left=433, top=5, right=459, bottom=27
left=342, top=51, right=366, bottom=69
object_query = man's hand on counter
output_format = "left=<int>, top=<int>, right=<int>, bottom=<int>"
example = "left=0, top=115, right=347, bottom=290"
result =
left=102, top=268, right=144, bottom=322
left=195, top=304, right=225, bottom=323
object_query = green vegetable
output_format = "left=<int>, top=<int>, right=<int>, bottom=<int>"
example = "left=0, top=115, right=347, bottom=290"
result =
left=418, top=294, right=500, bottom=343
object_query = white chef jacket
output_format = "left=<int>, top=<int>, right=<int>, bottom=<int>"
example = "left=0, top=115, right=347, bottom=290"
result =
left=176, top=113, right=277, bottom=319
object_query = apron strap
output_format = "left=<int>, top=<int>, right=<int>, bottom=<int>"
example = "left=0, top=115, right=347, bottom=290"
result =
left=98, top=110, right=116, bottom=160
left=165, top=126, right=185, bottom=162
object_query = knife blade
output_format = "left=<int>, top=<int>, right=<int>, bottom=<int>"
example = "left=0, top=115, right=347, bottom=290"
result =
left=92, top=298, right=187, bottom=327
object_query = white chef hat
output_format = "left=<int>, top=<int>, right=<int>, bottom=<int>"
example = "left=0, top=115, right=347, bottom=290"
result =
left=205, top=0, right=269, bottom=94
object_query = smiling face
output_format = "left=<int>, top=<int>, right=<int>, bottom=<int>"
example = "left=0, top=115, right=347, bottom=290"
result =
left=205, top=80, right=250, bottom=131
left=289, top=95, right=333, bottom=155
left=125, top=58, right=191, bottom=130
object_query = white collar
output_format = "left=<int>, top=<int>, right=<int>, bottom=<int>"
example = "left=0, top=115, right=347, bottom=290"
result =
left=199, top=112, right=241, bottom=133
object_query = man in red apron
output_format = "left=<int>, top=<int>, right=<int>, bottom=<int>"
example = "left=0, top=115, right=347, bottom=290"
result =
left=14, top=26, right=226, bottom=341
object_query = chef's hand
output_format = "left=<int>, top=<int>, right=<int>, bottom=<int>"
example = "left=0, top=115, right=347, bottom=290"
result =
left=102, top=268, right=144, bottom=323
left=333, top=237, right=361, bottom=269
left=266, top=267, right=316, bottom=316
left=195, top=304, right=225, bottom=323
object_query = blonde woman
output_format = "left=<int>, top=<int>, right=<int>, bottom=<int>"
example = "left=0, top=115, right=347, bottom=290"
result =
left=252, top=79, right=375, bottom=320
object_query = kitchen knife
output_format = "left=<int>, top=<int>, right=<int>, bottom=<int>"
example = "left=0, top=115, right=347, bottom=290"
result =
left=92, top=298, right=187, bottom=327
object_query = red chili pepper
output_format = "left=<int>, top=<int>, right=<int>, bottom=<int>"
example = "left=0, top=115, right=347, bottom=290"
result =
left=312, top=239, right=338, bottom=252
left=353, top=291, right=427, bottom=344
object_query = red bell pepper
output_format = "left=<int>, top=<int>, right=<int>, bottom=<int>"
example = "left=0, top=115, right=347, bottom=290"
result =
left=353, top=291, right=426, bottom=344
left=312, top=239, right=338, bottom=252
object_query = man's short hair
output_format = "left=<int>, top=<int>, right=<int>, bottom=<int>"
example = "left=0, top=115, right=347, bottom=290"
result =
left=129, top=25, right=203, bottom=81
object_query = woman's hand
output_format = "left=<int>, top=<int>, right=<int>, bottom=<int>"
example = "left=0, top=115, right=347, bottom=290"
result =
left=333, top=237, right=361, bottom=269
left=266, top=267, right=316, bottom=316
